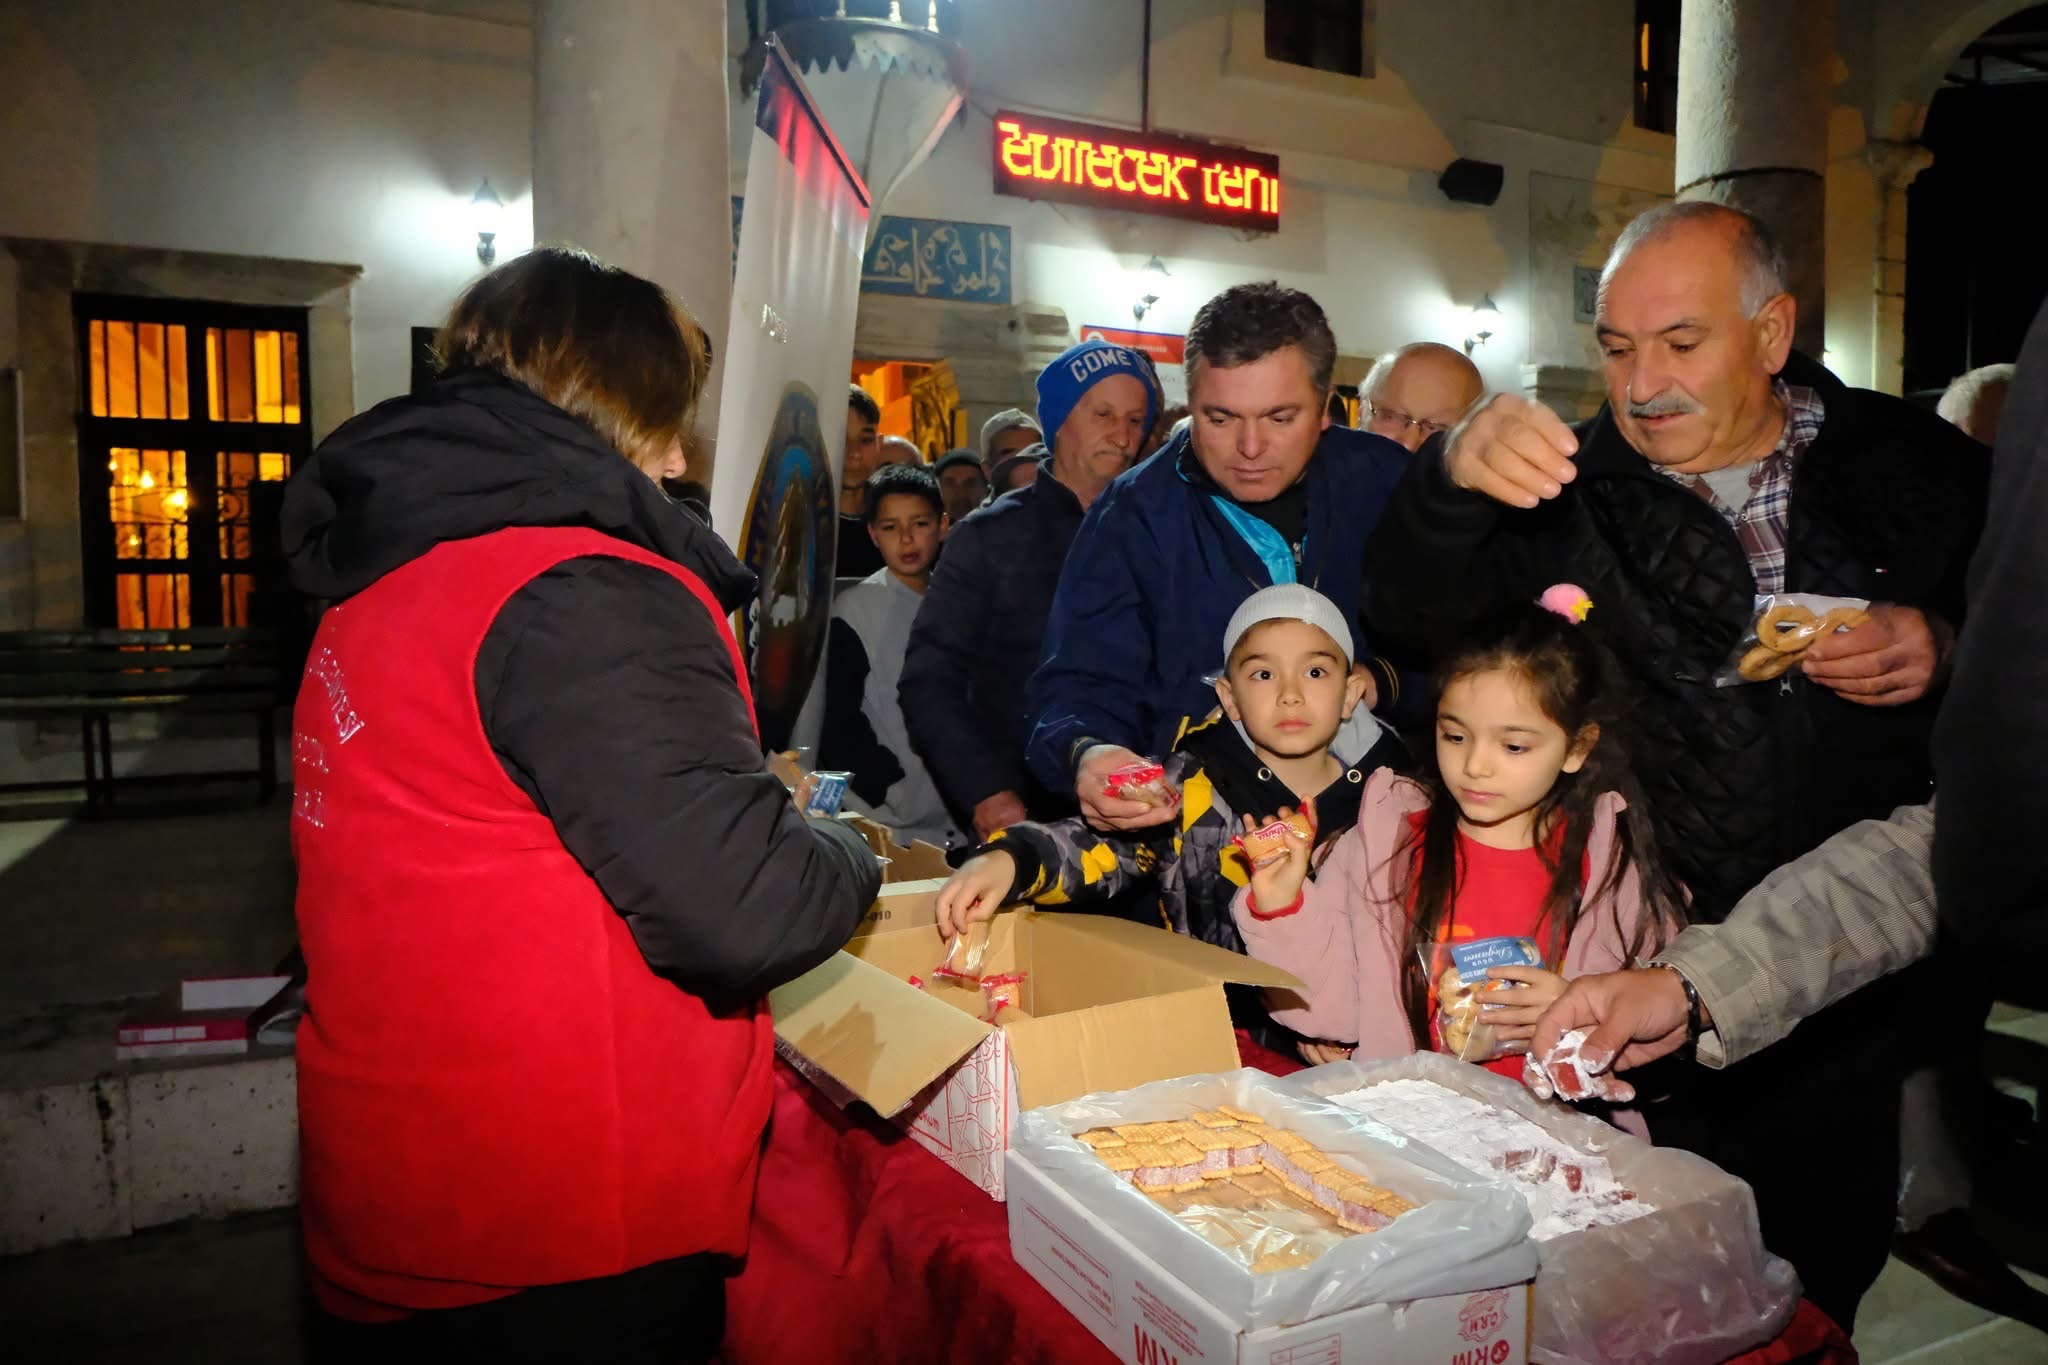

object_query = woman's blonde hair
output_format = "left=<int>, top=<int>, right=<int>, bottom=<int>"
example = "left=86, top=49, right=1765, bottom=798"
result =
left=435, top=246, right=712, bottom=472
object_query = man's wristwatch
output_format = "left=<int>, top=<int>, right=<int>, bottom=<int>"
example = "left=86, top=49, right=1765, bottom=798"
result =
left=1652, top=962, right=1710, bottom=1044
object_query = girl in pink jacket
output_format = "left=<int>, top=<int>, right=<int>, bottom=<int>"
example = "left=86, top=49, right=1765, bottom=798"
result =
left=1228, top=591, right=1689, bottom=1118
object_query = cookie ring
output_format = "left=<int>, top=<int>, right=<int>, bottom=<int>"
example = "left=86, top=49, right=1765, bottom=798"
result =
left=1817, top=606, right=1869, bottom=636
left=1758, top=604, right=1820, bottom=652
left=1740, top=644, right=1801, bottom=681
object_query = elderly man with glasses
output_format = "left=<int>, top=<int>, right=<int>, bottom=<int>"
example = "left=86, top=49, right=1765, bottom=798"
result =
left=1359, top=341, right=1483, bottom=452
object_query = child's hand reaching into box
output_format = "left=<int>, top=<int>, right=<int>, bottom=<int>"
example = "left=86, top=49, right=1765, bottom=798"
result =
left=937, top=850, right=1016, bottom=939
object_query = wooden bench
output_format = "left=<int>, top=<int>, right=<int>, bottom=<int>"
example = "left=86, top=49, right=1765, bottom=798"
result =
left=0, top=627, right=291, bottom=813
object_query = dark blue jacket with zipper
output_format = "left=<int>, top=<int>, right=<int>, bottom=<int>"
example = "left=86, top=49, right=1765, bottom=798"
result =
left=1024, top=424, right=1409, bottom=794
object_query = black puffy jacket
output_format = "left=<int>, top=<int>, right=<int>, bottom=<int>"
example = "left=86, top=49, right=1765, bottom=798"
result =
left=899, top=455, right=1084, bottom=824
left=1365, top=352, right=1988, bottom=919
left=1935, top=299, right=2048, bottom=981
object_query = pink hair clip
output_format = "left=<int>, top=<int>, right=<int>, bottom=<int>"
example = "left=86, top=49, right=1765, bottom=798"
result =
left=1539, top=583, right=1593, bottom=623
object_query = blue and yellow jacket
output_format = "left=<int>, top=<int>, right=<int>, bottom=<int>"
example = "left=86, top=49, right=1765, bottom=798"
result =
left=985, top=710, right=1407, bottom=953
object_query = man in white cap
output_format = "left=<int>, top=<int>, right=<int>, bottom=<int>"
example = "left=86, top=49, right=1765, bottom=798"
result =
left=979, top=407, right=1043, bottom=478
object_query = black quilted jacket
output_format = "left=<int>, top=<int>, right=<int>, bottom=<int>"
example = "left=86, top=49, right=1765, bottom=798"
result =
left=1364, top=353, right=1989, bottom=920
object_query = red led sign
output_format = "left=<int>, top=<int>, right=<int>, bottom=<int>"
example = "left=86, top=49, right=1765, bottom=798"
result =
left=993, top=111, right=1281, bottom=233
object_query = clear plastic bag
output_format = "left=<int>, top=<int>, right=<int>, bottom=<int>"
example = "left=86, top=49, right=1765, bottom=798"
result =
left=1012, top=1069, right=1537, bottom=1331
left=977, top=969, right=1027, bottom=1022
left=1714, top=593, right=1871, bottom=687
left=1421, top=936, right=1544, bottom=1062
left=1103, top=759, right=1177, bottom=806
left=933, top=919, right=992, bottom=984
left=1286, top=1053, right=1799, bottom=1365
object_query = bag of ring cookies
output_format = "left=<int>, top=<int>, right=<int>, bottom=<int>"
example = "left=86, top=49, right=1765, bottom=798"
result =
left=1419, top=936, right=1546, bottom=1062
left=1714, top=592, right=1871, bottom=687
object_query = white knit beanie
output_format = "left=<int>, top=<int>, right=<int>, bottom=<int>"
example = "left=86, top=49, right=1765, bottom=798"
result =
left=1221, top=585, right=1356, bottom=666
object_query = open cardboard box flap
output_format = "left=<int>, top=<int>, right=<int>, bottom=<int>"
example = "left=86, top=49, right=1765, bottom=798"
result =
left=1000, top=984, right=1243, bottom=1110
left=1047, top=912, right=1303, bottom=992
left=767, top=947, right=993, bottom=1118
left=774, top=900, right=1308, bottom=1120
left=855, top=878, right=944, bottom=936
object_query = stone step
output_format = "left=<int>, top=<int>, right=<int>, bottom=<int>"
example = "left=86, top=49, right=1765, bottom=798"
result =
left=0, top=1044, right=297, bottom=1255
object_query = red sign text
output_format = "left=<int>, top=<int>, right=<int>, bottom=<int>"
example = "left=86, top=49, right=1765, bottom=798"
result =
left=993, top=111, right=1281, bottom=232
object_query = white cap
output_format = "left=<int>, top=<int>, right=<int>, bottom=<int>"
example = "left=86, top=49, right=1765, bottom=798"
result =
left=1221, top=585, right=1356, bottom=666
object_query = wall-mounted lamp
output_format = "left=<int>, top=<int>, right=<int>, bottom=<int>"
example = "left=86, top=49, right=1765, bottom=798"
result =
left=471, top=178, right=505, bottom=267
left=1131, top=255, right=1172, bottom=324
left=1464, top=293, right=1501, bottom=356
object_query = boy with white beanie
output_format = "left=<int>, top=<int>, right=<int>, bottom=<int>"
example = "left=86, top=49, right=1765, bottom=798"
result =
left=938, top=585, right=1406, bottom=1053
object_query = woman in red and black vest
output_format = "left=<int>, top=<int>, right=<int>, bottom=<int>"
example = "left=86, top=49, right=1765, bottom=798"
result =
left=282, top=248, right=879, bottom=1361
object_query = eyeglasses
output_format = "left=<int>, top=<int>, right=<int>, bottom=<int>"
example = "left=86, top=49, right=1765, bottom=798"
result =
left=1364, top=401, right=1452, bottom=439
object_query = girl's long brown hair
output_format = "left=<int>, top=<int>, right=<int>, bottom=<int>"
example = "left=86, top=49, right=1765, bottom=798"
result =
left=1391, top=603, right=1690, bottom=1041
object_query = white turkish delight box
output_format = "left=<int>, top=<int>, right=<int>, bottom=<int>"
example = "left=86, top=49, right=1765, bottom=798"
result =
left=1007, top=1145, right=1532, bottom=1365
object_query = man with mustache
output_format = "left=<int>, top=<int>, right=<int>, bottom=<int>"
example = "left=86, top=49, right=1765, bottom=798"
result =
left=1364, top=200, right=1988, bottom=1330
left=1026, top=282, right=1410, bottom=832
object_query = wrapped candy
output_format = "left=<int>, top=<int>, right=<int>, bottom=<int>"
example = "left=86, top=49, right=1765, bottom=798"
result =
left=933, top=920, right=993, bottom=984
left=1234, top=811, right=1313, bottom=864
left=978, top=970, right=1028, bottom=1022
left=1103, top=760, right=1176, bottom=806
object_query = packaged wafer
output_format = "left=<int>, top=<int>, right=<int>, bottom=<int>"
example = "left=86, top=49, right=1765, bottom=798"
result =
left=1103, top=760, right=1176, bottom=805
left=1234, top=811, right=1313, bottom=864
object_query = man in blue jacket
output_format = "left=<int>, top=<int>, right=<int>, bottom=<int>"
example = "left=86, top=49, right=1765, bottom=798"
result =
left=1025, top=282, right=1412, bottom=829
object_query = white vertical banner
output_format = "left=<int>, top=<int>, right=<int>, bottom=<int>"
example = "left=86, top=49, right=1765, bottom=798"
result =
left=710, top=42, right=871, bottom=753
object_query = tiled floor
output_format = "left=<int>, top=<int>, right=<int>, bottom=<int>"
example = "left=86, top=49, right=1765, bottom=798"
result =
left=1856, top=1003, right=2048, bottom=1364
left=0, top=802, right=2042, bottom=1360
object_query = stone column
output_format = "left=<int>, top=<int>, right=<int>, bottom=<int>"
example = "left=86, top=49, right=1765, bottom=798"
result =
left=1865, top=138, right=1934, bottom=397
left=1676, top=0, right=1835, bottom=355
left=533, top=0, right=732, bottom=476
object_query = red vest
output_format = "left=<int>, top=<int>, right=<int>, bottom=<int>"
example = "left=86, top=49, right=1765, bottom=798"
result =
left=292, top=526, right=771, bottom=1318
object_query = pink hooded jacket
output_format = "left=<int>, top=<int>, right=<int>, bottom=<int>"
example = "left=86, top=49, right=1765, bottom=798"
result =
left=1230, top=768, right=1673, bottom=1133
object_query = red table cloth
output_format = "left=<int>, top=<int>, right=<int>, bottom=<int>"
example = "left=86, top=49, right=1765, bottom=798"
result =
left=724, top=1034, right=1853, bottom=1364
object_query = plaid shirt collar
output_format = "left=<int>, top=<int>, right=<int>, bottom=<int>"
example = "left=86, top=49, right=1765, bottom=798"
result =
left=1656, top=381, right=1825, bottom=595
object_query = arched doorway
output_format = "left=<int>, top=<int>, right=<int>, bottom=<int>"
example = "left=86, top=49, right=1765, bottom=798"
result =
left=1901, top=4, right=2048, bottom=401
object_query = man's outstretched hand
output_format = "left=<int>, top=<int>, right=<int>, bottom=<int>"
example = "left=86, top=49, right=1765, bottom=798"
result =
left=1443, top=394, right=1582, bottom=510
left=1530, top=967, right=1696, bottom=1081
left=1075, top=744, right=1181, bottom=831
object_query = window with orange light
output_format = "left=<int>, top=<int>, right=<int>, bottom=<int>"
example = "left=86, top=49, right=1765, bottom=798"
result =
left=77, top=299, right=309, bottom=630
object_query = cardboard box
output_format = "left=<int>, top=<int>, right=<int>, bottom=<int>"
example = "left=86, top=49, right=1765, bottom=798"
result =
left=1007, top=1147, right=1532, bottom=1365
left=767, top=751, right=953, bottom=883
left=769, top=890, right=1300, bottom=1200
left=180, top=974, right=292, bottom=1012
left=842, top=813, right=954, bottom=883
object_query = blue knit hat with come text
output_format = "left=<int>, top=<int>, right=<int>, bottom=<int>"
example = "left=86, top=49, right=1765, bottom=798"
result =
left=1035, top=339, right=1162, bottom=448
